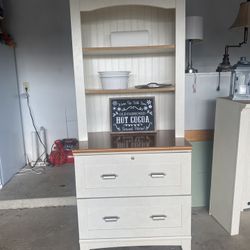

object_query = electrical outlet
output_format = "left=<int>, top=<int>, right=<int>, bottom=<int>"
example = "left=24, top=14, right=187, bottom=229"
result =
left=23, top=81, right=30, bottom=92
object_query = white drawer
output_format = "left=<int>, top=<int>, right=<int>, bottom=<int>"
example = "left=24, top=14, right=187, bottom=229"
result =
left=77, top=196, right=191, bottom=240
left=75, top=152, right=191, bottom=198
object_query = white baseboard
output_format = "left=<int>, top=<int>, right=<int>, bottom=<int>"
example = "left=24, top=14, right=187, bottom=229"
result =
left=0, top=196, right=76, bottom=210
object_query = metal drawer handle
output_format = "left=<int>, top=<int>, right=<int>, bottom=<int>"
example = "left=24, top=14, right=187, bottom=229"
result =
left=101, top=174, right=118, bottom=180
left=149, top=172, right=166, bottom=178
left=103, top=216, right=120, bottom=222
left=150, top=215, right=167, bottom=221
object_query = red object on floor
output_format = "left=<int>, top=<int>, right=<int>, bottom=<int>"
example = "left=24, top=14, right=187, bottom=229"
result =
left=49, top=139, right=77, bottom=166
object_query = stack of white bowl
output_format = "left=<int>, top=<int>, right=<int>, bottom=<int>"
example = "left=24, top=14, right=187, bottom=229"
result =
left=99, top=71, right=130, bottom=89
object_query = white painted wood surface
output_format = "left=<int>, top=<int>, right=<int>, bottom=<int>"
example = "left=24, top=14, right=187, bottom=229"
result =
left=209, top=98, right=250, bottom=235
left=75, top=152, right=191, bottom=198
left=70, top=0, right=88, bottom=141
left=242, top=118, right=250, bottom=209
left=81, top=6, right=175, bottom=48
left=240, top=108, right=250, bottom=211
left=175, top=0, right=185, bottom=137
left=79, top=0, right=176, bottom=11
left=77, top=196, right=191, bottom=239
left=79, top=237, right=191, bottom=250
left=74, top=149, right=191, bottom=250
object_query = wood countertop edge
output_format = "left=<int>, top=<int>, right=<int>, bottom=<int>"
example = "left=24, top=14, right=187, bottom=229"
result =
left=73, top=146, right=192, bottom=154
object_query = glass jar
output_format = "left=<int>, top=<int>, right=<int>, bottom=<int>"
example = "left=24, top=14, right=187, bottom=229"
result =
left=230, top=57, right=250, bottom=100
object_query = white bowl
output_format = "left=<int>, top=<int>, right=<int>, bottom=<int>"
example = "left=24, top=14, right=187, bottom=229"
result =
left=98, top=71, right=130, bottom=76
left=99, top=71, right=130, bottom=89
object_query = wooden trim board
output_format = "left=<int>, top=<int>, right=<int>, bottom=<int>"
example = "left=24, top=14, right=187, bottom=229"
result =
left=74, top=147, right=192, bottom=154
left=83, top=45, right=175, bottom=56
left=85, top=87, right=175, bottom=95
left=185, top=130, right=214, bottom=142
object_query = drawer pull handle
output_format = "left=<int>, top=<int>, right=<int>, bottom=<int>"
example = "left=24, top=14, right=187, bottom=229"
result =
left=103, top=216, right=120, bottom=222
left=101, top=174, right=118, bottom=180
left=150, top=215, right=167, bottom=221
left=150, top=173, right=166, bottom=178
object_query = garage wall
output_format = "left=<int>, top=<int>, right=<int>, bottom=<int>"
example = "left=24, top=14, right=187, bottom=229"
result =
left=6, top=0, right=78, bottom=160
left=0, top=45, right=25, bottom=187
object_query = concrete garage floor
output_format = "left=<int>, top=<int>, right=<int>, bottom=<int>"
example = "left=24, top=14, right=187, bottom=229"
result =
left=192, top=208, right=250, bottom=250
left=0, top=206, right=79, bottom=250
left=0, top=165, right=250, bottom=250
left=0, top=164, right=75, bottom=200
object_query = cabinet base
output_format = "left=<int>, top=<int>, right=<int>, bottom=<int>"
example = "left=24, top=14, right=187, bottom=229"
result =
left=79, top=236, right=191, bottom=250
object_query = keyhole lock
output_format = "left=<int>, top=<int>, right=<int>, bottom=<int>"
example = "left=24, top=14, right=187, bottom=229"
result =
left=131, top=156, right=135, bottom=160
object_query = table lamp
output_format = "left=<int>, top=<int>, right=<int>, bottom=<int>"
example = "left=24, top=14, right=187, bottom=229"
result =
left=186, top=16, right=204, bottom=73
left=217, top=0, right=250, bottom=72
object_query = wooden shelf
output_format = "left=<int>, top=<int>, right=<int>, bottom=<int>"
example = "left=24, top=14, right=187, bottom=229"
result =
left=83, top=45, right=175, bottom=56
left=85, top=86, right=175, bottom=95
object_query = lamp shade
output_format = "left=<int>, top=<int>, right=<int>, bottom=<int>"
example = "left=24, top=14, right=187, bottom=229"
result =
left=186, top=16, right=204, bottom=40
left=231, top=1, right=250, bottom=28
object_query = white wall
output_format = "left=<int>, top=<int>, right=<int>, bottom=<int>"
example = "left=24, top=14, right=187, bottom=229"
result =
left=6, top=0, right=250, bottom=160
left=6, top=0, right=78, bottom=159
left=185, top=72, right=231, bottom=130
left=0, top=45, right=25, bottom=187
left=186, top=0, right=250, bottom=72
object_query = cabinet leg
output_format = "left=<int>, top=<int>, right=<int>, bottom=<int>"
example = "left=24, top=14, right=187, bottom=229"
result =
left=181, top=239, right=191, bottom=250
left=79, top=242, right=90, bottom=250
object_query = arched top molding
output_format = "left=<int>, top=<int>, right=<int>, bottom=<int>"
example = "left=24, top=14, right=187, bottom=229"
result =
left=80, top=0, right=176, bottom=12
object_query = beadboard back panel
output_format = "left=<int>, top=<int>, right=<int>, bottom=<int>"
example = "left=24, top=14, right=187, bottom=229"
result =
left=86, top=93, right=175, bottom=132
left=83, top=55, right=175, bottom=88
left=81, top=6, right=175, bottom=88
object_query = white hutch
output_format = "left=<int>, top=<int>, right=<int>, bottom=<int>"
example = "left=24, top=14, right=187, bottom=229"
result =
left=70, top=0, right=192, bottom=250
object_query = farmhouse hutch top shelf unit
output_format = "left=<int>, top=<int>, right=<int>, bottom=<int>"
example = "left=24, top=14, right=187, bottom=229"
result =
left=70, top=0, right=185, bottom=141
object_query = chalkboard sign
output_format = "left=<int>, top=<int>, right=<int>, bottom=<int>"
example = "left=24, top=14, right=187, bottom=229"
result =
left=110, top=97, right=155, bottom=133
